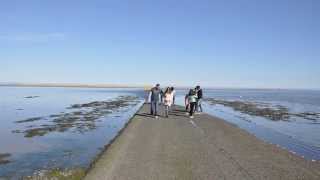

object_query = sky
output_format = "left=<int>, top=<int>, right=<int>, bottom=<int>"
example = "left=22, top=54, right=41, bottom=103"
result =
left=0, top=0, right=319, bottom=89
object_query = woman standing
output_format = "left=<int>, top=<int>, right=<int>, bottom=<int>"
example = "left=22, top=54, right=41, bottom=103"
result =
left=171, top=87, right=176, bottom=105
left=188, top=89, right=198, bottom=118
left=185, top=89, right=192, bottom=112
left=163, top=87, right=173, bottom=118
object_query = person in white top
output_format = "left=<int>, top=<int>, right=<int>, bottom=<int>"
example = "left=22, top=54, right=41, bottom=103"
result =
left=164, top=87, right=174, bottom=118
left=171, top=87, right=176, bottom=105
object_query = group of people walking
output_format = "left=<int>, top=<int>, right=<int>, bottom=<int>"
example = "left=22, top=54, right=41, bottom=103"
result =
left=185, top=85, right=203, bottom=118
left=148, top=84, right=203, bottom=119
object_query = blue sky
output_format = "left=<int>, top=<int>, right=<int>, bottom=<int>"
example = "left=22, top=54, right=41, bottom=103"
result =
left=0, top=0, right=319, bottom=89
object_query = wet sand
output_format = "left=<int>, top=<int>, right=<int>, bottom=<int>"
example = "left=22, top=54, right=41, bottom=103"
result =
left=84, top=103, right=320, bottom=180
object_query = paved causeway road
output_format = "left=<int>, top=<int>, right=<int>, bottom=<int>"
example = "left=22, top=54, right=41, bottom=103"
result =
left=85, top=103, right=320, bottom=180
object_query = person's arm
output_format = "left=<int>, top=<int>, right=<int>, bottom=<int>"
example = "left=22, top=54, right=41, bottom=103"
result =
left=147, top=90, right=152, bottom=102
left=199, top=89, right=203, bottom=99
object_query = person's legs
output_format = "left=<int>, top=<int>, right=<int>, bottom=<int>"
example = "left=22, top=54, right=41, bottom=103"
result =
left=165, top=105, right=169, bottom=117
left=198, top=99, right=203, bottom=112
left=195, top=99, right=199, bottom=112
left=154, top=101, right=158, bottom=116
left=185, top=103, right=189, bottom=115
left=150, top=101, right=154, bottom=115
left=189, top=102, right=196, bottom=117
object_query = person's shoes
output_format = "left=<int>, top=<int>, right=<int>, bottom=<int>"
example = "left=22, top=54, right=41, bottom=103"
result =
left=155, top=116, right=159, bottom=119
left=190, top=116, right=194, bottom=119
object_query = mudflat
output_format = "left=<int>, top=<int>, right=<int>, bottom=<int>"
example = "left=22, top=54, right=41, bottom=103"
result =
left=84, top=104, right=320, bottom=180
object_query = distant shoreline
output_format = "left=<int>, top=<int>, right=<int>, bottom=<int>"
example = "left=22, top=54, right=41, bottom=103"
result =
left=0, top=83, right=150, bottom=89
left=0, top=83, right=318, bottom=91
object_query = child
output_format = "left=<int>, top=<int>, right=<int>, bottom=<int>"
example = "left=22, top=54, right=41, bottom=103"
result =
left=188, top=89, right=198, bottom=118
left=164, top=87, right=173, bottom=118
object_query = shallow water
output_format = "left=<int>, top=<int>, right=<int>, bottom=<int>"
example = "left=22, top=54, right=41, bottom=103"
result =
left=0, top=87, right=144, bottom=179
left=175, top=89, right=320, bottom=161
left=1, top=87, right=320, bottom=178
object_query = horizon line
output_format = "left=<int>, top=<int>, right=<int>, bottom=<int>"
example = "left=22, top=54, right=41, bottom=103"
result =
left=0, top=82, right=319, bottom=91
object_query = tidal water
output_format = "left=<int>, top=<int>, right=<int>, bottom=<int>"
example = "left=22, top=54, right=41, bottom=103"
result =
left=0, top=87, right=144, bottom=179
left=1, top=87, right=320, bottom=178
left=175, top=89, right=320, bottom=161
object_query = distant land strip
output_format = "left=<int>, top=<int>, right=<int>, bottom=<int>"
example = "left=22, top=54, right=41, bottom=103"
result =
left=1, top=83, right=318, bottom=91
left=0, top=83, right=151, bottom=89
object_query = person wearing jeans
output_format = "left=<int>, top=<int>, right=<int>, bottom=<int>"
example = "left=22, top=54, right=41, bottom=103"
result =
left=195, top=85, right=203, bottom=113
left=188, top=89, right=198, bottom=118
left=149, top=84, right=161, bottom=118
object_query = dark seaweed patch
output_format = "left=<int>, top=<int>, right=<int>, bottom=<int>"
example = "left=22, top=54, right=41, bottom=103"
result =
left=205, top=98, right=320, bottom=122
left=13, top=96, right=139, bottom=138
left=15, top=117, right=43, bottom=123
left=24, top=96, right=40, bottom=99
left=0, top=153, right=11, bottom=165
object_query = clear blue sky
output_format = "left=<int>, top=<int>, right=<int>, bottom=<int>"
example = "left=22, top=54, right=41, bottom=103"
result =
left=0, top=0, right=319, bottom=89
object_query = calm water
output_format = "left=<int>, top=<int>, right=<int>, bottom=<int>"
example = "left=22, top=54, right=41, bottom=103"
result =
left=1, top=87, right=320, bottom=178
left=0, top=87, right=144, bottom=179
left=175, top=89, right=320, bottom=161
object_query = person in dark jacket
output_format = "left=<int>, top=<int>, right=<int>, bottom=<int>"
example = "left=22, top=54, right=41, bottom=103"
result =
left=149, top=84, right=161, bottom=118
left=195, top=85, right=203, bottom=113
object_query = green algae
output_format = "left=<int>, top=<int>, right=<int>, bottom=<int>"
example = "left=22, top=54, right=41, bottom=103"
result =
left=24, top=168, right=86, bottom=180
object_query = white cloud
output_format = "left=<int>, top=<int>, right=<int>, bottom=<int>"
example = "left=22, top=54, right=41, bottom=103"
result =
left=0, top=33, right=66, bottom=42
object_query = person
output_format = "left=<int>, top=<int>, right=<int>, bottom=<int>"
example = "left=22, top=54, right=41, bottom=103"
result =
left=160, top=88, right=164, bottom=104
left=195, top=85, right=203, bottom=113
left=163, top=87, right=173, bottom=118
left=185, top=89, right=192, bottom=113
left=171, top=87, right=176, bottom=105
left=149, top=84, right=161, bottom=118
left=188, top=89, right=198, bottom=118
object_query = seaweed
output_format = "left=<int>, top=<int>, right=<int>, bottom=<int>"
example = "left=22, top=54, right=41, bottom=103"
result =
left=0, top=153, right=11, bottom=165
left=205, top=98, right=319, bottom=122
left=15, top=117, right=43, bottom=123
left=13, top=96, right=140, bottom=138
left=23, top=168, right=86, bottom=180
left=24, top=96, right=40, bottom=99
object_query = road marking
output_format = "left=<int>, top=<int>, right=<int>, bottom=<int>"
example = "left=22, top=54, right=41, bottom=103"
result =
left=189, top=120, right=205, bottom=135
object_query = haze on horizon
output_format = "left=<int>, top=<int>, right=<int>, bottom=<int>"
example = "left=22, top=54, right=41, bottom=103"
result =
left=1, top=0, right=319, bottom=89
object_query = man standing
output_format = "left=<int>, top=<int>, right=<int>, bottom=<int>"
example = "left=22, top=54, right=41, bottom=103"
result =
left=195, top=85, right=203, bottom=113
left=149, top=84, right=161, bottom=118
